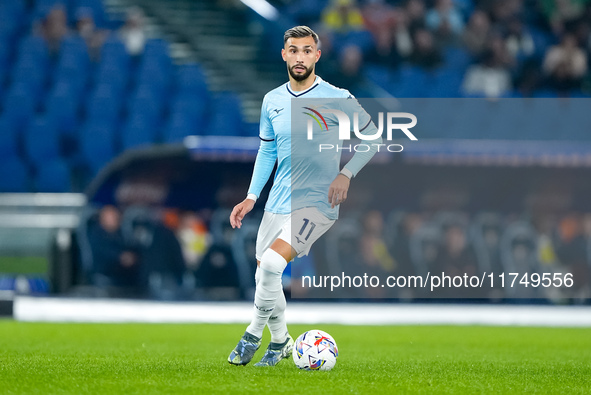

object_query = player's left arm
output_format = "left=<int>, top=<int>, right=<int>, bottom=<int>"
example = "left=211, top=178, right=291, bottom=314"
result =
left=328, top=93, right=382, bottom=208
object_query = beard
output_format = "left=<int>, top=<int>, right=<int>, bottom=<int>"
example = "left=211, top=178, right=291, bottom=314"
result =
left=288, top=64, right=314, bottom=82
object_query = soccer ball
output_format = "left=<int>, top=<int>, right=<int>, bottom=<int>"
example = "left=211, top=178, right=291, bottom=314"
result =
left=292, top=329, right=338, bottom=371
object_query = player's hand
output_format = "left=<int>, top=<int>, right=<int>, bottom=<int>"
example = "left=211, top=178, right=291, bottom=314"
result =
left=328, top=174, right=350, bottom=209
left=230, top=198, right=255, bottom=229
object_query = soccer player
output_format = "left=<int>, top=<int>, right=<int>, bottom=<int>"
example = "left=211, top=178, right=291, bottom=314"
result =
left=227, top=26, right=381, bottom=366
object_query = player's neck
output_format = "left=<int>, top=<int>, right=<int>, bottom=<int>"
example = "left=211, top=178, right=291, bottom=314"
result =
left=289, top=73, right=317, bottom=92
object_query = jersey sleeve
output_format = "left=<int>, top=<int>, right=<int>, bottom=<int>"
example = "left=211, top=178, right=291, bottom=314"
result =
left=339, top=91, right=382, bottom=177
left=247, top=96, right=277, bottom=198
left=259, top=95, right=275, bottom=142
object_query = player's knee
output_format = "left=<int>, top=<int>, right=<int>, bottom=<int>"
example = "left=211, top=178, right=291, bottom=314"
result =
left=260, top=248, right=287, bottom=275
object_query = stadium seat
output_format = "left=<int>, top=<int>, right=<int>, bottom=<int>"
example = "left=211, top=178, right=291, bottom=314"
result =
left=392, top=65, right=429, bottom=98
left=0, top=116, right=19, bottom=158
left=33, top=0, right=62, bottom=20
left=176, top=63, right=209, bottom=97
left=428, top=68, right=464, bottom=98
left=208, top=92, right=244, bottom=136
left=443, top=47, right=473, bottom=72
left=73, top=0, right=107, bottom=28
left=121, top=113, right=158, bottom=150
left=0, top=2, right=24, bottom=39
left=23, top=116, right=61, bottom=168
left=100, top=36, right=130, bottom=70
left=162, top=112, right=194, bottom=143
left=11, top=55, right=48, bottom=96
left=169, top=92, right=208, bottom=128
left=143, top=38, right=171, bottom=65
left=136, top=59, right=171, bottom=96
left=16, top=35, right=50, bottom=66
left=3, top=82, right=37, bottom=130
left=127, top=84, right=163, bottom=122
left=55, top=43, right=90, bottom=89
left=79, top=122, right=116, bottom=175
left=0, top=156, right=29, bottom=192
left=35, top=158, right=71, bottom=192
left=45, top=83, right=80, bottom=137
left=85, top=83, right=123, bottom=127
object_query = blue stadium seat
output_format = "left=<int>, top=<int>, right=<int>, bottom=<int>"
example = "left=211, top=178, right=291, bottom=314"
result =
left=176, top=63, right=209, bottom=97
left=12, top=55, right=48, bottom=95
left=79, top=122, right=116, bottom=175
left=3, top=82, right=37, bottom=130
left=443, top=47, right=473, bottom=72
left=23, top=116, right=61, bottom=167
left=364, top=64, right=396, bottom=93
left=0, top=2, right=24, bottom=39
left=95, top=62, right=128, bottom=92
left=121, top=115, right=158, bottom=150
left=208, top=92, right=244, bottom=136
left=55, top=43, right=90, bottom=89
left=392, top=65, right=429, bottom=98
left=45, top=83, right=80, bottom=137
left=127, top=84, right=163, bottom=122
left=16, top=35, right=50, bottom=66
left=427, top=68, right=464, bottom=98
left=169, top=92, right=208, bottom=128
left=73, top=0, right=107, bottom=28
left=85, top=83, right=123, bottom=127
left=136, top=58, right=171, bottom=96
left=143, top=39, right=171, bottom=66
left=0, top=157, right=29, bottom=192
left=162, top=112, right=194, bottom=143
left=0, top=116, right=19, bottom=158
left=33, top=0, right=62, bottom=20
left=0, top=34, right=12, bottom=81
left=100, top=36, right=130, bottom=69
left=60, top=35, right=90, bottom=62
left=35, top=158, right=71, bottom=192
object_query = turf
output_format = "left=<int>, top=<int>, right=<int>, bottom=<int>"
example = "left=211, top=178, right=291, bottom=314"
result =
left=0, top=321, right=590, bottom=394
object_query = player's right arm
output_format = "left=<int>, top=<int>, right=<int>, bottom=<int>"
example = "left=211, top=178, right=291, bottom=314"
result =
left=230, top=96, right=277, bottom=229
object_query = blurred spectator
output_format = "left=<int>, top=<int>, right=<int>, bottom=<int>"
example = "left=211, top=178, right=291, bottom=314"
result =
left=485, top=0, right=523, bottom=26
left=196, top=244, right=240, bottom=290
left=425, top=0, right=465, bottom=42
left=405, top=0, right=428, bottom=32
left=119, top=6, right=147, bottom=56
left=325, top=45, right=372, bottom=96
left=555, top=214, right=589, bottom=297
left=362, top=0, right=398, bottom=41
left=432, top=224, right=478, bottom=277
left=505, top=16, right=536, bottom=60
left=37, top=4, right=70, bottom=55
left=543, top=33, right=588, bottom=92
left=127, top=213, right=187, bottom=297
left=541, top=0, right=588, bottom=35
left=75, top=7, right=108, bottom=60
left=322, top=0, right=365, bottom=34
left=364, top=4, right=410, bottom=65
left=392, top=213, right=423, bottom=276
left=361, top=210, right=397, bottom=275
left=462, top=33, right=514, bottom=97
left=87, top=206, right=139, bottom=290
left=515, top=58, right=544, bottom=96
left=409, top=28, right=443, bottom=69
left=462, top=10, right=491, bottom=57
left=176, top=212, right=212, bottom=271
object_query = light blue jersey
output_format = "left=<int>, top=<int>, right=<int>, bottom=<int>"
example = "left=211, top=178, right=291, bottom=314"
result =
left=247, top=76, right=380, bottom=220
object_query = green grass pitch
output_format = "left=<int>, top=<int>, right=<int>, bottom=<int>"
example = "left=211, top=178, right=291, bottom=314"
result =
left=1, top=321, right=590, bottom=394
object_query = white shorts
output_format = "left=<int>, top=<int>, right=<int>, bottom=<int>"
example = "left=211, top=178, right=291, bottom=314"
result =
left=255, top=207, right=335, bottom=261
